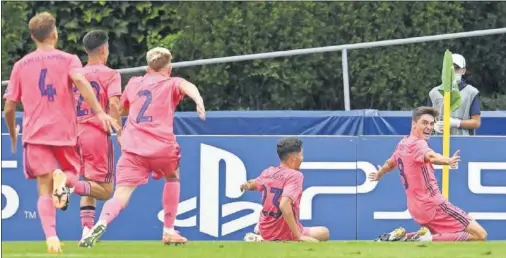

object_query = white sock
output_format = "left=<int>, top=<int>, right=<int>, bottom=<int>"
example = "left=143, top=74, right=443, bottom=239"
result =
left=47, top=236, right=59, bottom=241
left=164, top=227, right=175, bottom=234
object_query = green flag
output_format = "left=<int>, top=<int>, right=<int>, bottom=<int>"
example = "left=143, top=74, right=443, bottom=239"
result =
left=439, top=50, right=461, bottom=111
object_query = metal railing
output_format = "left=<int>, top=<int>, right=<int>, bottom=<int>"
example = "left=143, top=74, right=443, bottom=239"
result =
left=2, top=27, right=506, bottom=110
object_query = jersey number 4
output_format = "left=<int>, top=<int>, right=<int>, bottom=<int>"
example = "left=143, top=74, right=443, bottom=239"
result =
left=261, top=185, right=283, bottom=219
left=39, top=69, right=57, bottom=102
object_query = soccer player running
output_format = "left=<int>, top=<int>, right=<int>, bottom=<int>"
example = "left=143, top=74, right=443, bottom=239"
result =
left=2, top=12, right=120, bottom=253
left=240, top=137, right=330, bottom=242
left=74, top=30, right=123, bottom=240
left=79, top=47, right=206, bottom=248
left=369, top=107, right=487, bottom=242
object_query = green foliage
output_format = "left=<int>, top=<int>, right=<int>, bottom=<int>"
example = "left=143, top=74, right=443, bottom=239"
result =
left=2, top=1, right=506, bottom=111
left=1, top=1, right=29, bottom=81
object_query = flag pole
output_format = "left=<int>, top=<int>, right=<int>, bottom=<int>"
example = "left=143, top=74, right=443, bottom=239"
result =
left=441, top=50, right=452, bottom=199
left=442, top=90, right=451, bottom=199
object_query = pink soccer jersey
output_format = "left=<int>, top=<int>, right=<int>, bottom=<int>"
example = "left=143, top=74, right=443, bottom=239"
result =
left=256, top=166, right=304, bottom=241
left=120, top=72, right=186, bottom=158
left=389, top=135, right=447, bottom=224
left=3, top=49, right=82, bottom=146
left=74, top=64, right=121, bottom=128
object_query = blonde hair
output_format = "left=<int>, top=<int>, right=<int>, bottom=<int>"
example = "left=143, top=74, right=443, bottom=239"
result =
left=146, top=47, right=172, bottom=71
left=29, top=12, right=56, bottom=42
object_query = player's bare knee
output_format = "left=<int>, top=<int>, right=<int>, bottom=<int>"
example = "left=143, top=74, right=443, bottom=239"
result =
left=112, top=186, right=136, bottom=208
left=316, top=227, right=330, bottom=241
left=102, top=183, right=114, bottom=199
left=466, top=220, right=487, bottom=241
left=88, top=181, right=114, bottom=200
left=476, top=228, right=487, bottom=241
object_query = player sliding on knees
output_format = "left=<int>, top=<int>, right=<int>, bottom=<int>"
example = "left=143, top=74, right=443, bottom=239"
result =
left=3, top=12, right=120, bottom=253
left=369, top=106, right=487, bottom=242
left=79, top=47, right=206, bottom=248
left=240, top=138, right=330, bottom=242
left=74, top=30, right=123, bottom=241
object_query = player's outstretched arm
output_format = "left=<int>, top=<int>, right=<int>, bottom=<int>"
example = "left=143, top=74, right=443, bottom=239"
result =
left=369, top=159, right=396, bottom=181
left=240, top=180, right=258, bottom=192
left=424, top=150, right=460, bottom=167
left=179, top=81, right=206, bottom=120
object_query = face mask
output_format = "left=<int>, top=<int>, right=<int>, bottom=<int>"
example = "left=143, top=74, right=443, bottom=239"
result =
left=455, top=74, right=462, bottom=82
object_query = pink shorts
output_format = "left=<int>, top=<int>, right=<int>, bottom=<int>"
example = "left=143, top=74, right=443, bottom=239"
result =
left=115, top=145, right=181, bottom=187
left=422, top=201, right=472, bottom=234
left=78, top=124, right=114, bottom=183
left=23, top=143, right=81, bottom=184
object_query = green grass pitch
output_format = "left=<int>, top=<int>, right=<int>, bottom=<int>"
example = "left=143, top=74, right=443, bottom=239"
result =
left=2, top=241, right=506, bottom=258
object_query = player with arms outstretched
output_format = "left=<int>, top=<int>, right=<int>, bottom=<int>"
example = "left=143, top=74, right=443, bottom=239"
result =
left=74, top=30, right=123, bottom=240
left=79, top=47, right=206, bottom=248
left=369, top=106, right=487, bottom=242
left=240, top=137, right=329, bottom=242
left=2, top=12, right=119, bottom=253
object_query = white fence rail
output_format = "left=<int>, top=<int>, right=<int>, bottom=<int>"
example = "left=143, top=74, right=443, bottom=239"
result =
left=2, top=28, right=506, bottom=110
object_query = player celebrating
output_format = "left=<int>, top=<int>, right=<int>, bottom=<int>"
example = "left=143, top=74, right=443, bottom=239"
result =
left=2, top=12, right=119, bottom=253
left=369, top=106, right=487, bottom=242
left=79, top=47, right=206, bottom=248
left=240, top=137, right=330, bottom=242
left=74, top=30, right=123, bottom=240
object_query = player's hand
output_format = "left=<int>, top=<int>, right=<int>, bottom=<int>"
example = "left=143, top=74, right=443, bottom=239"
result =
left=97, top=112, right=121, bottom=133
left=196, top=99, right=206, bottom=121
left=10, top=124, right=20, bottom=153
left=240, top=182, right=249, bottom=192
left=435, top=118, right=461, bottom=133
left=448, top=150, right=460, bottom=168
left=368, top=171, right=383, bottom=181
left=434, top=121, right=444, bottom=134
left=299, top=235, right=319, bottom=242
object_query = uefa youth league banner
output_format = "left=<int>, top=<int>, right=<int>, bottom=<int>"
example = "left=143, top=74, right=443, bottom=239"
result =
left=2, top=135, right=505, bottom=241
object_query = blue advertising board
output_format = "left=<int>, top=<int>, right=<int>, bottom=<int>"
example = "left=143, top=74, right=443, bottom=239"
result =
left=4, top=110, right=506, bottom=136
left=2, top=135, right=505, bottom=241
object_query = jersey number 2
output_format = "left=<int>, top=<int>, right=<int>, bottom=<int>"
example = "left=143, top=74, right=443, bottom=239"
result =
left=397, top=158, right=409, bottom=189
left=136, top=90, right=153, bottom=123
left=261, top=185, right=283, bottom=219
left=76, top=81, right=101, bottom=117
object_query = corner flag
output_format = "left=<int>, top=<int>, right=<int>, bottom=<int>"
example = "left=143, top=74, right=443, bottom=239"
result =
left=440, top=49, right=459, bottom=199
left=439, top=50, right=461, bottom=112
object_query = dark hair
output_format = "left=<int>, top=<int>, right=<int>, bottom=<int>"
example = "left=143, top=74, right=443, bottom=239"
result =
left=29, top=12, right=56, bottom=42
left=277, top=137, right=303, bottom=161
left=412, top=106, right=439, bottom=121
left=82, top=30, right=109, bottom=52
